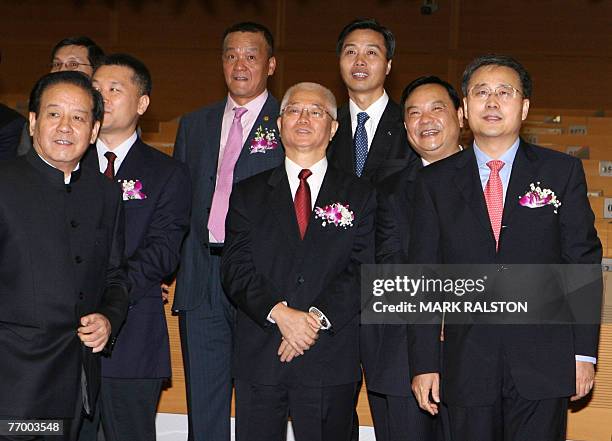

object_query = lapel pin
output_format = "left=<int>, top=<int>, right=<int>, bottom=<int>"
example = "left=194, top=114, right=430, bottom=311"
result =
left=387, top=130, right=392, bottom=136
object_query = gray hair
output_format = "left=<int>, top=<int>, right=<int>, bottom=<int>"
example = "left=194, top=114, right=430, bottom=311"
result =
left=280, top=82, right=337, bottom=120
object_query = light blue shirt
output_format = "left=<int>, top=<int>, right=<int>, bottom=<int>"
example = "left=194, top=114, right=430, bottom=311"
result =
left=473, top=138, right=596, bottom=365
left=473, top=138, right=520, bottom=205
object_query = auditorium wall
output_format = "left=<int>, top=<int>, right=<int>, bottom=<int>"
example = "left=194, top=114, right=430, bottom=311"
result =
left=1, top=0, right=611, bottom=121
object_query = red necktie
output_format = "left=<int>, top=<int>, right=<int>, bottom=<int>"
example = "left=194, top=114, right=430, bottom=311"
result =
left=294, top=169, right=312, bottom=239
left=104, top=151, right=117, bottom=180
left=484, top=160, right=505, bottom=250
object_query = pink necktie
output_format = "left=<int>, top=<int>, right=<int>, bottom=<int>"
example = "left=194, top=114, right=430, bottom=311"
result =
left=208, top=107, right=248, bottom=242
left=484, top=160, right=505, bottom=250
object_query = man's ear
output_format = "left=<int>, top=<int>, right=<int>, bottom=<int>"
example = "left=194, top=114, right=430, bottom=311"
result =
left=521, top=98, right=530, bottom=121
left=457, top=107, right=464, bottom=128
left=89, top=120, right=101, bottom=144
left=28, top=112, right=37, bottom=136
left=277, top=115, right=283, bottom=135
left=329, top=120, right=339, bottom=140
left=462, top=97, right=469, bottom=121
left=385, top=59, right=392, bottom=76
left=267, top=56, right=277, bottom=76
left=137, top=95, right=150, bottom=116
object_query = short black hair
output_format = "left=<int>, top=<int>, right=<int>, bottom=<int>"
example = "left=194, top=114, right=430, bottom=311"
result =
left=222, top=22, right=275, bottom=57
left=401, top=76, right=461, bottom=111
left=51, top=36, right=105, bottom=69
left=336, top=18, right=395, bottom=60
left=29, top=71, right=104, bottom=125
left=462, top=54, right=532, bottom=99
left=96, top=53, right=152, bottom=96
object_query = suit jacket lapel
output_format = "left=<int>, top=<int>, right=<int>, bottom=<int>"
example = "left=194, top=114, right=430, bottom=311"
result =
left=501, top=140, right=539, bottom=227
left=306, top=165, right=339, bottom=241
left=205, top=102, right=225, bottom=179
left=453, top=149, right=495, bottom=241
left=115, top=138, right=147, bottom=181
left=328, top=105, right=354, bottom=175
left=363, top=100, right=398, bottom=175
left=236, top=94, right=279, bottom=165
left=267, top=165, right=300, bottom=251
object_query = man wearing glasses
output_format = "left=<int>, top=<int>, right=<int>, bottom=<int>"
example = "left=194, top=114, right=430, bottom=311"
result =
left=408, top=54, right=601, bottom=441
left=221, top=82, right=375, bottom=441
left=16, top=36, right=104, bottom=156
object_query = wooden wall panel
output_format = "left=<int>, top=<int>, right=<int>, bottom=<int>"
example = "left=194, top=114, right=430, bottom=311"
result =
left=282, top=0, right=450, bottom=52
left=115, top=1, right=278, bottom=49
left=458, top=0, right=612, bottom=57
left=3, top=1, right=612, bottom=437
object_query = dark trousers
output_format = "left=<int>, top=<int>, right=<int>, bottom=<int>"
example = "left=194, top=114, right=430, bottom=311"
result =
left=179, top=255, right=234, bottom=441
left=235, top=379, right=357, bottom=441
left=367, top=391, right=437, bottom=441
left=446, top=361, right=568, bottom=441
left=77, top=378, right=163, bottom=441
left=0, top=380, right=83, bottom=441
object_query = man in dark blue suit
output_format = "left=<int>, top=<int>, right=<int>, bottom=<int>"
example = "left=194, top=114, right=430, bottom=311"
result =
left=172, top=22, right=284, bottom=441
left=409, top=55, right=601, bottom=441
left=78, top=54, right=191, bottom=441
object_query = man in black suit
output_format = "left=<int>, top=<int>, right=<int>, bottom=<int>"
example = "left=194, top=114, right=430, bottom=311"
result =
left=0, top=49, right=26, bottom=160
left=77, top=54, right=191, bottom=441
left=408, top=55, right=602, bottom=441
left=0, top=102, right=25, bottom=160
left=16, top=36, right=105, bottom=156
left=221, top=81, right=375, bottom=441
left=327, top=18, right=418, bottom=184
left=0, top=71, right=129, bottom=441
left=172, top=22, right=284, bottom=441
left=365, top=76, right=464, bottom=441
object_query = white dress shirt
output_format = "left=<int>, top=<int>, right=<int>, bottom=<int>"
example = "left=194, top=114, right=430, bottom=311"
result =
left=95, top=132, right=138, bottom=175
left=285, top=156, right=327, bottom=208
left=349, top=91, right=389, bottom=152
left=267, top=156, right=332, bottom=329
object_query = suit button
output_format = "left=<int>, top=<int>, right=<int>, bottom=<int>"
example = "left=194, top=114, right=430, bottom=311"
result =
left=75, top=256, right=83, bottom=264
left=79, top=292, right=84, bottom=300
left=209, top=176, right=214, bottom=181
left=203, top=242, right=209, bottom=249
left=297, top=276, right=304, bottom=284
left=206, top=208, right=211, bottom=214
left=65, top=185, right=72, bottom=193
left=70, top=220, right=79, bottom=228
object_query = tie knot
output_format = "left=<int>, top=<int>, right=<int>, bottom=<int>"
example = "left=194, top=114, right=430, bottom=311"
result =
left=233, top=107, right=247, bottom=120
left=105, top=151, right=117, bottom=163
left=357, top=112, right=370, bottom=125
left=487, top=160, right=505, bottom=173
left=298, top=169, right=312, bottom=181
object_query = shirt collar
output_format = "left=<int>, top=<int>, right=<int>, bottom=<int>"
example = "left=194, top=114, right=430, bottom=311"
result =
left=225, top=90, right=269, bottom=116
left=96, top=131, right=138, bottom=164
left=285, top=155, right=328, bottom=179
left=473, top=137, right=520, bottom=168
left=349, top=90, right=389, bottom=121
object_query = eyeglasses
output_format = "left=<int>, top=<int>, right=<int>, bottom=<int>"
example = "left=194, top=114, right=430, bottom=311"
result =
left=468, top=84, right=523, bottom=102
left=50, top=61, right=92, bottom=71
left=282, top=104, right=334, bottom=120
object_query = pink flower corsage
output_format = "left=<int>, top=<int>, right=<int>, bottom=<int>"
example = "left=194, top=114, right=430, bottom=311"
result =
left=314, top=203, right=354, bottom=228
left=519, top=182, right=561, bottom=213
left=250, top=125, right=278, bottom=154
left=120, top=179, right=147, bottom=201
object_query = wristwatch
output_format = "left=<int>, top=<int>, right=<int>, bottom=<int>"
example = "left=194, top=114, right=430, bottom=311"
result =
left=309, top=306, right=330, bottom=330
